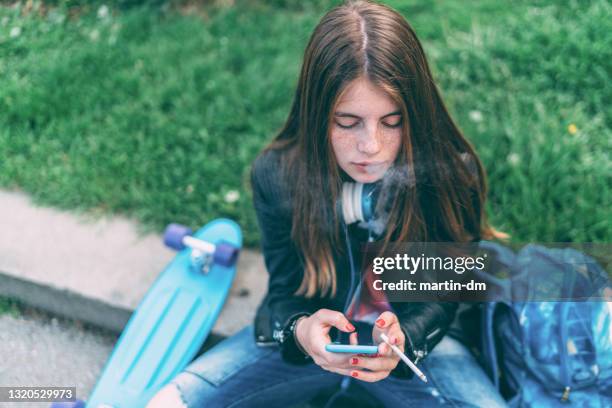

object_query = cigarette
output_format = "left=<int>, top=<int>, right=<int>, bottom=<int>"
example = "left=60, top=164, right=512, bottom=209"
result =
left=380, top=333, right=428, bottom=383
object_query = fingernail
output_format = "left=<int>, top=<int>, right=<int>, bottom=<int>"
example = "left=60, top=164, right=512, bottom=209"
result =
left=351, top=371, right=359, bottom=377
left=392, top=337, right=398, bottom=345
left=375, top=319, right=385, bottom=327
left=351, top=358, right=358, bottom=365
left=346, top=323, right=355, bottom=332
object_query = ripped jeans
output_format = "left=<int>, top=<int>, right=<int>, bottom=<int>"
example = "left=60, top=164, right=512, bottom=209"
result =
left=147, top=325, right=507, bottom=408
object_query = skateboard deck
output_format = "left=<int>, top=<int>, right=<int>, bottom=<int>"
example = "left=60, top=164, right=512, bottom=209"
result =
left=73, top=218, right=241, bottom=408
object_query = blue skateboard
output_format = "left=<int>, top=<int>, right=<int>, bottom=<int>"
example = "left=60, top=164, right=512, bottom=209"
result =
left=52, top=218, right=241, bottom=408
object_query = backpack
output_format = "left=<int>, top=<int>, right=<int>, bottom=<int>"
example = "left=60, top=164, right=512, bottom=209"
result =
left=477, top=242, right=612, bottom=407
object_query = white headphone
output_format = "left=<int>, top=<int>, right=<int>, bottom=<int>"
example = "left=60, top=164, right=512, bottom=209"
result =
left=339, top=163, right=416, bottom=235
left=340, top=182, right=380, bottom=224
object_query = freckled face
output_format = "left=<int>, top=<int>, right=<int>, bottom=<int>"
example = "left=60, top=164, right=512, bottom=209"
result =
left=330, top=77, right=403, bottom=183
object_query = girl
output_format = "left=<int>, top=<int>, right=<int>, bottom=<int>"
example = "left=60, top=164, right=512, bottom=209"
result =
left=148, top=1, right=508, bottom=406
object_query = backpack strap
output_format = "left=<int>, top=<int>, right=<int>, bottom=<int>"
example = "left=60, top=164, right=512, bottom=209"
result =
left=481, top=301, right=501, bottom=389
left=476, top=241, right=517, bottom=390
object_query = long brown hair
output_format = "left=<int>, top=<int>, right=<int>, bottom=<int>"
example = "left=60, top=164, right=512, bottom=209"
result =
left=255, top=0, right=506, bottom=298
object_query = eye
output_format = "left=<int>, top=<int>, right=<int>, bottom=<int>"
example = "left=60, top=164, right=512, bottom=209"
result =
left=335, top=119, right=360, bottom=129
left=382, top=117, right=402, bottom=128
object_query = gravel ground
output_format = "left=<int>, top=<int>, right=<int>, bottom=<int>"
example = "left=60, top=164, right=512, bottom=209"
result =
left=0, top=308, right=116, bottom=408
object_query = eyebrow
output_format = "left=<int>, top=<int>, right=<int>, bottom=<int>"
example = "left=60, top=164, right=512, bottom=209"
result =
left=334, top=110, right=401, bottom=119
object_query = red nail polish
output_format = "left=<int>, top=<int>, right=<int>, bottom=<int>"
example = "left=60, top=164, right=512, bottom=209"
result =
left=351, top=371, right=359, bottom=377
left=346, top=323, right=355, bottom=332
left=375, top=319, right=385, bottom=327
left=351, top=358, right=358, bottom=365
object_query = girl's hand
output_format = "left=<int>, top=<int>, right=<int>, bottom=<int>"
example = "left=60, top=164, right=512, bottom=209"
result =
left=295, top=308, right=361, bottom=376
left=347, top=311, right=405, bottom=382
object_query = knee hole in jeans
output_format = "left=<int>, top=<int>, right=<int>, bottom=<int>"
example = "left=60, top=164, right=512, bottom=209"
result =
left=146, top=383, right=189, bottom=408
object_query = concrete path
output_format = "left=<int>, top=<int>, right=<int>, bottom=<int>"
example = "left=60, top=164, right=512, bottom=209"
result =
left=0, top=189, right=268, bottom=337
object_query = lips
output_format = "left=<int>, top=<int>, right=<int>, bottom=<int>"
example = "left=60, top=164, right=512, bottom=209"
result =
left=352, top=161, right=386, bottom=174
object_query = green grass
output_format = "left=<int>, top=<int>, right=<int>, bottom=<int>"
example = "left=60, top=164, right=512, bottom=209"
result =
left=0, top=296, right=20, bottom=316
left=0, top=0, right=610, bottom=246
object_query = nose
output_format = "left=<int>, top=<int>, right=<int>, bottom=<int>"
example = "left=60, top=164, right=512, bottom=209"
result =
left=357, top=124, right=382, bottom=155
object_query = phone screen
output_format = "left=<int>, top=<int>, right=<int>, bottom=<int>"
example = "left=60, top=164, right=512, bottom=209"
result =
left=325, top=344, right=379, bottom=354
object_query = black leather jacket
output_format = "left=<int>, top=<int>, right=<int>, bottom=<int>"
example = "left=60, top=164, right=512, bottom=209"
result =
left=250, top=149, right=458, bottom=379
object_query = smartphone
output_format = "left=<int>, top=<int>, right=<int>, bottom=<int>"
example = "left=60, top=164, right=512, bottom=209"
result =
left=325, top=344, right=379, bottom=354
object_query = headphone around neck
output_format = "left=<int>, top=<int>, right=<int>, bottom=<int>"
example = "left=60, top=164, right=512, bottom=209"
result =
left=340, top=181, right=381, bottom=225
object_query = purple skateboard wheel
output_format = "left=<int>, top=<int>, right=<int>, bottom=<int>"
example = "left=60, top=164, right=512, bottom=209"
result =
left=164, top=223, right=193, bottom=250
left=213, top=241, right=240, bottom=267
left=50, top=400, right=85, bottom=408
